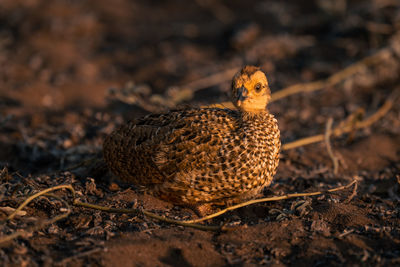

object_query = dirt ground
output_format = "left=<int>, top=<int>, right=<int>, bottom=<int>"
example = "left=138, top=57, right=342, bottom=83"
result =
left=0, top=0, right=400, bottom=266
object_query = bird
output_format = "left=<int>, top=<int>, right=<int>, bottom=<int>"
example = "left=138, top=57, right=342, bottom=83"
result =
left=103, top=66, right=280, bottom=215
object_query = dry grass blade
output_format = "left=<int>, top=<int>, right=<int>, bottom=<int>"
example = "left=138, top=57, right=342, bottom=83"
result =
left=6, top=184, right=75, bottom=221
left=0, top=179, right=359, bottom=235
left=271, top=48, right=389, bottom=101
left=0, top=186, right=73, bottom=244
left=74, top=180, right=356, bottom=229
left=345, top=181, right=358, bottom=203
left=73, top=200, right=223, bottom=231
left=281, top=88, right=399, bottom=151
left=184, top=180, right=358, bottom=224
left=206, top=47, right=390, bottom=109
left=325, top=117, right=339, bottom=174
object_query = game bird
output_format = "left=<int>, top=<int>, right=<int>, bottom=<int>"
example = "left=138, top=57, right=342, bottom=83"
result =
left=103, top=66, right=280, bottom=215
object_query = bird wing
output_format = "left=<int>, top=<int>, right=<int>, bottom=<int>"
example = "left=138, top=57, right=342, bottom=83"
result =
left=145, top=108, right=240, bottom=176
left=103, top=108, right=240, bottom=187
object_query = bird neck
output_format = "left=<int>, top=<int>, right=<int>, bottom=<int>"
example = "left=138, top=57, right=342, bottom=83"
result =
left=240, top=109, right=269, bottom=121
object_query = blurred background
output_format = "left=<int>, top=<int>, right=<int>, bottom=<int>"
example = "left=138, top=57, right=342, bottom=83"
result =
left=0, top=0, right=398, bottom=113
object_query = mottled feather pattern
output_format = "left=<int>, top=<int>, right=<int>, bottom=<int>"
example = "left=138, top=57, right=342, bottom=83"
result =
left=103, top=66, right=281, bottom=207
left=103, top=107, right=280, bottom=205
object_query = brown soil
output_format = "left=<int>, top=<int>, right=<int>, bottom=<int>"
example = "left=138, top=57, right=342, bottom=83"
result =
left=1, top=0, right=400, bottom=266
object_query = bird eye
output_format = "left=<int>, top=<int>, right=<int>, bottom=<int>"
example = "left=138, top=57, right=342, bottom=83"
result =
left=254, top=83, right=262, bottom=92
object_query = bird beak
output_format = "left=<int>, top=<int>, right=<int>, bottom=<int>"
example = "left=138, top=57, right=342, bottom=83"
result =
left=236, top=86, right=248, bottom=107
left=237, top=86, right=248, bottom=102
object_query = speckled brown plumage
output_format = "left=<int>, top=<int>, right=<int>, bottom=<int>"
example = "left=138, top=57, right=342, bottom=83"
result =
left=103, top=66, right=280, bottom=208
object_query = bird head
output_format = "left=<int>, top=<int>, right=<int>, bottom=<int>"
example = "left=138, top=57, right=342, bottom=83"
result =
left=231, top=66, right=271, bottom=113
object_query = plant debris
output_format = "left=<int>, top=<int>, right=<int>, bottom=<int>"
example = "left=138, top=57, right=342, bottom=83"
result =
left=1, top=0, right=400, bottom=266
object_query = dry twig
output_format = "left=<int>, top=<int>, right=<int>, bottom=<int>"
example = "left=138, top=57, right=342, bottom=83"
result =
left=1, top=179, right=358, bottom=240
left=6, top=185, right=75, bottom=220
left=345, top=181, right=358, bottom=203
left=281, top=88, right=399, bottom=151
left=206, top=47, right=390, bottom=109
left=183, top=180, right=357, bottom=224
left=0, top=185, right=74, bottom=244
left=72, top=200, right=223, bottom=231
left=325, top=117, right=339, bottom=175
left=271, top=48, right=389, bottom=101
left=74, top=180, right=357, bottom=228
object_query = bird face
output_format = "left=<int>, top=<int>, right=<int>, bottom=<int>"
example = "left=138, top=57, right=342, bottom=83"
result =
left=231, top=66, right=271, bottom=113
